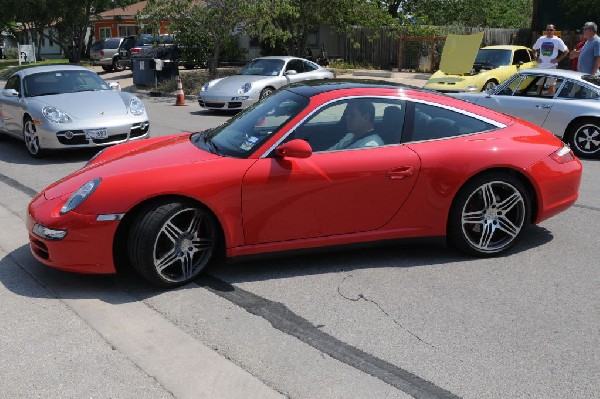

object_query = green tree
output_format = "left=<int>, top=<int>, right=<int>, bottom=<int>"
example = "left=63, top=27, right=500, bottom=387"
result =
left=1, top=0, right=136, bottom=62
left=145, top=0, right=296, bottom=78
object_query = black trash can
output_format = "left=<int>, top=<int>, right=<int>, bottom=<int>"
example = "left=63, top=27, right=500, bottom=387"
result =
left=132, top=46, right=179, bottom=86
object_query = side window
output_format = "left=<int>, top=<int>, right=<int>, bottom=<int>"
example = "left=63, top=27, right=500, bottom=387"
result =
left=497, top=75, right=529, bottom=96
left=411, top=103, right=496, bottom=141
left=292, top=98, right=405, bottom=151
left=5, top=76, right=20, bottom=92
left=526, top=76, right=563, bottom=98
left=513, top=49, right=530, bottom=64
left=303, top=60, right=318, bottom=72
left=286, top=59, right=304, bottom=73
left=557, top=82, right=600, bottom=99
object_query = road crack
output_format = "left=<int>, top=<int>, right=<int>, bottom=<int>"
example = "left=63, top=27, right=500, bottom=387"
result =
left=337, top=274, right=436, bottom=349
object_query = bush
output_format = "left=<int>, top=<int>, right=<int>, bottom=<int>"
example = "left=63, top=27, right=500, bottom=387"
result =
left=4, top=47, right=19, bottom=59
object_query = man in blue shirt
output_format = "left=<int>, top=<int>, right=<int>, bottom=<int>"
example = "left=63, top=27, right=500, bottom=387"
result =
left=577, top=22, right=600, bottom=75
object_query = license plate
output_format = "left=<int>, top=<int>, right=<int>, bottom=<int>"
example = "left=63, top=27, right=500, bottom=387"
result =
left=85, top=128, right=108, bottom=140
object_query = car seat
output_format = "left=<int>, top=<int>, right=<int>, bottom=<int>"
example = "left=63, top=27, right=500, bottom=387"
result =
left=379, top=106, right=404, bottom=144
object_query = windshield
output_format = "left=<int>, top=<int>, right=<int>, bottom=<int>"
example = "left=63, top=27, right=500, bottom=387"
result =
left=191, top=89, right=309, bottom=157
left=238, top=59, right=285, bottom=76
left=474, top=49, right=512, bottom=67
left=23, top=70, right=110, bottom=97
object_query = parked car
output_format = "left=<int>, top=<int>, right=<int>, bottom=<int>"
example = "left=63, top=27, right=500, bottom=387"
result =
left=26, top=80, right=581, bottom=287
left=424, top=33, right=537, bottom=93
left=117, top=34, right=174, bottom=69
left=90, top=37, right=125, bottom=72
left=0, top=65, right=149, bottom=157
left=198, top=56, right=335, bottom=111
left=451, top=68, right=600, bottom=158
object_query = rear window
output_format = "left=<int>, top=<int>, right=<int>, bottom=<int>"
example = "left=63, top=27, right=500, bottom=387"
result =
left=90, top=40, right=104, bottom=51
left=104, top=38, right=121, bottom=49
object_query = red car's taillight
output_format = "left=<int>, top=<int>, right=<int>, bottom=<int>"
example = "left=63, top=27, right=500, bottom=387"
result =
left=549, top=145, right=576, bottom=164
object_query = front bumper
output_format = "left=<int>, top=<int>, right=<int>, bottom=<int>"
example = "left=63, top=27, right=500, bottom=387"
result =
left=36, top=119, right=149, bottom=150
left=27, top=194, right=121, bottom=274
left=198, top=93, right=258, bottom=110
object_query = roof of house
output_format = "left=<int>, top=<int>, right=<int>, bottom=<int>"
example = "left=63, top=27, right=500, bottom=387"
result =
left=97, top=1, right=147, bottom=18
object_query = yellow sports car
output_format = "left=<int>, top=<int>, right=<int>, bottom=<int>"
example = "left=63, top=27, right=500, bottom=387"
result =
left=424, top=33, right=537, bottom=93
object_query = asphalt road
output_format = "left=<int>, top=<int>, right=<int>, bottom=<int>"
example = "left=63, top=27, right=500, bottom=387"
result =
left=1, top=72, right=599, bottom=398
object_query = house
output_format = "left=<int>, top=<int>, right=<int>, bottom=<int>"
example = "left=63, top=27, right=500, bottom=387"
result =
left=90, top=1, right=170, bottom=40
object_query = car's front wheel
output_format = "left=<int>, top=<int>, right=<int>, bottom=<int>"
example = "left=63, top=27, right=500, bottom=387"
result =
left=23, top=116, right=44, bottom=158
left=128, top=200, right=218, bottom=287
left=260, top=87, right=275, bottom=100
left=566, top=118, right=600, bottom=158
left=448, top=173, right=530, bottom=256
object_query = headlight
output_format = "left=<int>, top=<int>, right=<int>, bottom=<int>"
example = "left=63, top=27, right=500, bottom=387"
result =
left=465, top=85, right=479, bottom=92
left=129, top=97, right=145, bottom=115
left=60, top=178, right=101, bottom=215
left=238, top=83, right=252, bottom=94
left=42, top=106, right=72, bottom=123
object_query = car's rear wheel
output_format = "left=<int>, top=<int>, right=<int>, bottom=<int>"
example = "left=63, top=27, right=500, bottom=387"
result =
left=260, top=87, right=275, bottom=100
left=482, top=80, right=497, bottom=92
left=112, top=57, right=124, bottom=72
left=448, top=173, right=530, bottom=256
left=128, top=200, right=218, bottom=287
left=566, top=118, right=600, bottom=158
left=23, top=116, right=44, bottom=158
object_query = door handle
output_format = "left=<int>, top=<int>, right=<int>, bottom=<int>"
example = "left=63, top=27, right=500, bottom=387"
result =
left=535, top=104, right=551, bottom=109
left=386, top=166, right=414, bottom=180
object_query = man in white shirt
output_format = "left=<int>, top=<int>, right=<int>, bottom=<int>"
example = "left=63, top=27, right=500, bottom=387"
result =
left=328, top=101, right=383, bottom=151
left=533, top=23, right=569, bottom=95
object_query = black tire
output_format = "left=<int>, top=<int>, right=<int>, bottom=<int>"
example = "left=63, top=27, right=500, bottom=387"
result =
left=482, top=80, right=497, bottom=92
left=112, top=57, right=125, bottom=72
left=260, top=87, right=275, bottom=100
left=566, top=118, right=600, bottom=158
left=101, top=65, right=113, bottom=72
left=448, top=173, right=530, bottom=257
left=128, top=200, right=218, bottom=287
left=23, top=116, right=44, bottom=158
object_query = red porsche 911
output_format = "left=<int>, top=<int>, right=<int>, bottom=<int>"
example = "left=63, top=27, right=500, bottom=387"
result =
left=27, top=81, right=582, bottom=287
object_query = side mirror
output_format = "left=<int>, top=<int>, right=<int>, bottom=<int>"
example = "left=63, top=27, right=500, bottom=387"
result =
left=275, top=139, right=312, bottom=158
left=284, top=70, right=298, bottom=76
left=516, top=61, right=524, bottom=69
left=109, top=82, right=121, bottom=91
left=2, top=89, right=19, bottom=97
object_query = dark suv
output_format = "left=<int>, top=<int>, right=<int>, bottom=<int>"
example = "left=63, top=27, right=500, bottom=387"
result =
left=90, top=37, right=124, bottom=72
left=117, top=34, right=174, bottom=69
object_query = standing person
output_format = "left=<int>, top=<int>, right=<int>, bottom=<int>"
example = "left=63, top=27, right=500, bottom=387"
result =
left=533, top=24, right=569, bottom=95
left=577, top=22, right=600, bottom=75
left=569, top=30, right=587, bottom=71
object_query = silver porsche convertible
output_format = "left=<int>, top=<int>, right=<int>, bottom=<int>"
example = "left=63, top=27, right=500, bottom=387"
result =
left=0, top=65, right=149, bottom=157
left=198, top=56, right=335, bottom=111
left=451, top=68, right=600, bottom=158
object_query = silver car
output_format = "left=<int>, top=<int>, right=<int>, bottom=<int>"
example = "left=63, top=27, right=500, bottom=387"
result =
left=198, top=56, right=335, bottom=111
left=90, top=37, right=125, bottom=72
left=451, top=68, right=600, bottom=158
left=0, top=65, right=149, bottom=157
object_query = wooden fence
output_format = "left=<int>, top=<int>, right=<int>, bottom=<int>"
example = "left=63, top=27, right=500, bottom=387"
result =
left=337, top=27, right=536, bottom=72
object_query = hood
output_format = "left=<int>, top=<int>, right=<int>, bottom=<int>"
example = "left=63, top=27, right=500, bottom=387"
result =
left=438, top=32, right=484, bottom=75
left=31, top=91, right=134, bottom=119
left=206, top=74, right=277, bottom=93
left=43, top=134, right=220, bottom=200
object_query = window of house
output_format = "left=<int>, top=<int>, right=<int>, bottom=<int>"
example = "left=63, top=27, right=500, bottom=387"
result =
left=118, top=25, right=137, bottom=37
left=99, top=27, right=111, bottom=39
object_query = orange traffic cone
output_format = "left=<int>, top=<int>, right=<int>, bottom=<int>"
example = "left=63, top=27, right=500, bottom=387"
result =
left=175, top=76, right=186, bottom=106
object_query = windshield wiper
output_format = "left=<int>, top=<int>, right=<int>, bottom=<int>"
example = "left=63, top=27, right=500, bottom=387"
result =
left=192, top=130, right=221, bottom=155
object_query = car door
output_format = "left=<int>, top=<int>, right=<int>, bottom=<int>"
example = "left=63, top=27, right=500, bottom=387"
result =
left=284, top=59, right=309, bottom=84
left=0, top=75, right=23, bottom=136
left=241, top=97, right=421, bottom=245
left=476, top=73, right=559, bottom=127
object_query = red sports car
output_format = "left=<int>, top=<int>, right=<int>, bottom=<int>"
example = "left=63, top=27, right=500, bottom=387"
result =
left=27, top=81, right=582, bottom=287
